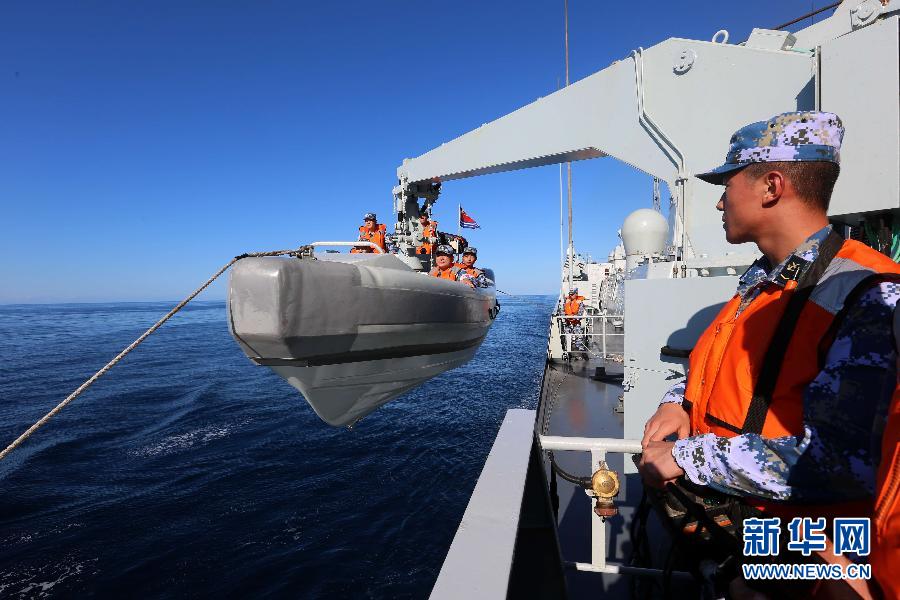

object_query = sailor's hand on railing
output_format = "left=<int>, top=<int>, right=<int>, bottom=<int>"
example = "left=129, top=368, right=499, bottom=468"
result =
left=641, top=403, right=690, bottom=448
left=636, top=441, right=684, bottom=489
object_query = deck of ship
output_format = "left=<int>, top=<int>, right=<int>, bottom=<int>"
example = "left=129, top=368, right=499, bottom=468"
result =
left=539, top=356, right=638, bottom=598
left=538, top=327, right=696, bottom=597
left=431, top=325, right=697, bottom=598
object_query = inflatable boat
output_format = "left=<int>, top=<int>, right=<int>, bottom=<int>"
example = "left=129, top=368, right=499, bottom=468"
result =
left=227, top=250, right=498, bottom=426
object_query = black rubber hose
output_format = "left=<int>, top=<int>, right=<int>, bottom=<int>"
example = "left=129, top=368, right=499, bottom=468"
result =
left=547, top=451, right=591, bottom=488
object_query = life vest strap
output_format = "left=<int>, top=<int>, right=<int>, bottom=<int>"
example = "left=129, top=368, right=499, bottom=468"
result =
left=741, top=230, right=844, bottom=435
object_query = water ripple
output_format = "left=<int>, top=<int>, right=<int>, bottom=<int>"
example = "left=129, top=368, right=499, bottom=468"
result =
left=0, top=297, right=553, bottom=597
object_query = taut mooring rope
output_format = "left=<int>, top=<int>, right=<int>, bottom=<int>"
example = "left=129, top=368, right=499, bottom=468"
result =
left=0, top=247, right=306, bottom=463
left=495, top=288, right=553, bottom=309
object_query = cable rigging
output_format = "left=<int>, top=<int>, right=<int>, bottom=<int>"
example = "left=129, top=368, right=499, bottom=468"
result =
left=0, top=246, right=309, bottom=463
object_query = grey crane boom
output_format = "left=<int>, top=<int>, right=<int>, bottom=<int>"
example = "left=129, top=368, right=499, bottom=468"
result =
left=394, top=2, right=900, bottom=262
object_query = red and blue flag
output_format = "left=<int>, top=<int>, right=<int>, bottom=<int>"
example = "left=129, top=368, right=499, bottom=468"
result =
left=459, top=206, right=480, bottom=230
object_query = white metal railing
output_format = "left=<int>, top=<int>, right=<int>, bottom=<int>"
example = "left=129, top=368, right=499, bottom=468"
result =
left=554, top=314, right=624, bottom=359
left=308, top=240, right=385, bottom=254
left=538, top=435, right=691, bottom=580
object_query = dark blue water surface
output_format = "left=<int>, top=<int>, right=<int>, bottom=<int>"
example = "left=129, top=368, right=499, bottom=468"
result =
left=0, top=297, right=553, bottom=598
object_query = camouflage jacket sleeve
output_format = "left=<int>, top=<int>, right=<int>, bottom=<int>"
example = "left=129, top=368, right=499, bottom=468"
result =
left=456, top=272, right=477, bottom=287
left=672, top=281, right=899, bottom=502
left=659, top=380, right=686, bottom=405
left=472, top=273, right=490, bottom=288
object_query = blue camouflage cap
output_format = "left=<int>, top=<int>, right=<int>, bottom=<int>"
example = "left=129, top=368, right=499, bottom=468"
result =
left=696, top=111, right=844, bottom=185
left=364, top=212, right=377, bottom=221
left=462, top=246, right=477, bottom=256
left=434, top=244, right=455, bottom=256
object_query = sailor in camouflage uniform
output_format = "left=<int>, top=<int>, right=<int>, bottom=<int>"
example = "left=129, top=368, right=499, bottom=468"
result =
left=637, top=112, right=900, bottom=534
left=429, top=245, right=479, bottom=287
left=562, top=288, right=588, bottom=354
left=455, top=247, right=492, bottom=288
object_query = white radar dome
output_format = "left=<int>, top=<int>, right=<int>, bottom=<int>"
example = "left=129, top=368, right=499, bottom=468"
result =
left=621, top=208, right=668, bottom=257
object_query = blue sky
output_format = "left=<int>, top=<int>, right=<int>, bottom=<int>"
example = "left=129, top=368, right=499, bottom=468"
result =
left=1, top=1, right=816, bottom=301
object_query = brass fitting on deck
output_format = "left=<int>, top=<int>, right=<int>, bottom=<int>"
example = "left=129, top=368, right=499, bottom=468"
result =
left=591, top=460, right=620, bottom=518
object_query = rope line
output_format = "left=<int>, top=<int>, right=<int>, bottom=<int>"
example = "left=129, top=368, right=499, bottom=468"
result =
left=0, top=247, right=306, bottom=463
left=495, top=289, right=554, bottom=309
left=772, top=1, right=840, bottom=30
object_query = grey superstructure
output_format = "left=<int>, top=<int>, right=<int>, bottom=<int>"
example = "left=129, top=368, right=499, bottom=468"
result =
left=386, top=1, right=899, bottom=595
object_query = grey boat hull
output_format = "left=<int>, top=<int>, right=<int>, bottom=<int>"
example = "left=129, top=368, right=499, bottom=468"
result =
left=227, top=253, right=497, bottom=426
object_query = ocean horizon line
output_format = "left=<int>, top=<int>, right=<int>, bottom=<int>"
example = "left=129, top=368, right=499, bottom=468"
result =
left=0, top=293, right=557, bottom=307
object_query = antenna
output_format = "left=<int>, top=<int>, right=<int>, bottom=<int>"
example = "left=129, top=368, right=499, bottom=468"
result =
left=558, top=78, right=564, bottom=273
left=652, top=177, right=661, bottom=212
left=564, top=0, right=574, bottom=289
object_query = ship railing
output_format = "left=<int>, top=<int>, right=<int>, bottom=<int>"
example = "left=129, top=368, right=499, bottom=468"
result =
left=538, top=435, right=691, bottom=580
left=554, top=314, right=624, bottom=360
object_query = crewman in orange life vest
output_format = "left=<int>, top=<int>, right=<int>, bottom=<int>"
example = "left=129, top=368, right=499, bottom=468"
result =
left=351, top=212, right=387, bottom=254
left=429, top=245, right=474, bottom=287
left=454, top=246, right=478, bottom=273
left=454, top=247, right=491, bottom=288
left=416, top=213, right=439, bottom=256
left=636, top=111, right=900, bottom=598
left=563, top=288, right=585, bottom=324
left=562, top=288, right=587, bottom=355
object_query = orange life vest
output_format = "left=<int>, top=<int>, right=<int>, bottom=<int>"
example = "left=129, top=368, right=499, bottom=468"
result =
left=564, top=296, right=584, bottom=314
left=563, top=296, right=585, bottom=326
left=429, top=265, right=465, bottom=282
left=351, top=223, right=386, bottom=253
left=417, top=221, right=438, bottom=255
left=455, top=263, right=482, bottom=277
left=685, top=239, right=900, bottom=519
left=873, top=386, right=900, bottom=599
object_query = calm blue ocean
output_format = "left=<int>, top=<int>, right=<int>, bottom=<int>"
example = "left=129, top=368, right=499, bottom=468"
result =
left=0, top=297, right=553, bottom=598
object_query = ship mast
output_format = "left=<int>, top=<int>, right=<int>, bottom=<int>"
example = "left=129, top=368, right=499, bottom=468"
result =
left=564, top=0, right=574, bottom=291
